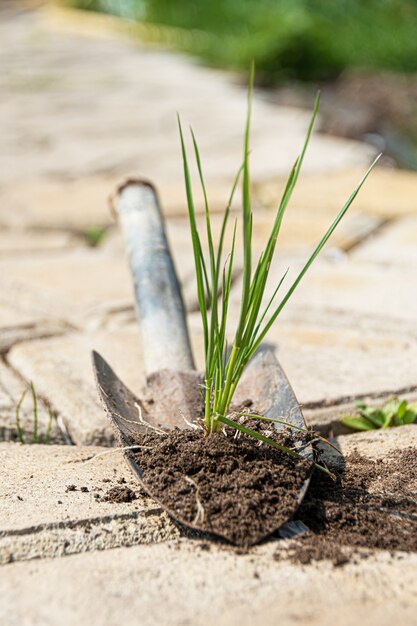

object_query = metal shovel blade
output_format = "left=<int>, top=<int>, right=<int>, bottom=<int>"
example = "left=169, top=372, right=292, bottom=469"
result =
left=93, top=346, right=313, bottom=544
left=92, top=179, right=313, bottom=544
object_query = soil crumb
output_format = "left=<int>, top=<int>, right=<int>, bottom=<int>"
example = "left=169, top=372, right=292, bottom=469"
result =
left=102, top=486, right=137, bottom=503
left=131, top=424, right=312, bottom=547
left=275, top=446, right=417, bottom=565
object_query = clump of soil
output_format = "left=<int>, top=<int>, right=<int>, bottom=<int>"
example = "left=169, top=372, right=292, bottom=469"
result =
left=101, top=485, right=137, bottom=503
left=276, top=446, right=417, bottom=565
left=125, top=417, right=416, bottom=560
left=279, top=535, right=354, bottom=567
left=130, top=423, right=312, bottom=546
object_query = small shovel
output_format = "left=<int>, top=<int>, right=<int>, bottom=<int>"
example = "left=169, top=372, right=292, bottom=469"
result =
left=92, top=180, right=313, bottom=544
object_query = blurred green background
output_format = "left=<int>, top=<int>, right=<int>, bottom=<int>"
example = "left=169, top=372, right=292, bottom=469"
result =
left=63, top=0, right=417, bottom=168
left=65, top=0, right=417, bottom=81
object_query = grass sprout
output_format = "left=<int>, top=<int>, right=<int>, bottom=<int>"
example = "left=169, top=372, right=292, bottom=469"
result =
left=232, top=411, right=342, bottom=454
left=15, top=382, right=54, bottom=444
left=82, top=225, right=106, bottom=247
left=341, top=398, right=417, bottom=431
left=178, top=63, right=380, bottom=467
left=15, top=389, right=27, bottom=444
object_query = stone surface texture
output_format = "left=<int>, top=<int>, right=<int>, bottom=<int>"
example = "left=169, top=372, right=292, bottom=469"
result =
left=1, top=3, right=417, bottom=626
left=1, top=540, right=415, bottom=626
left=0, top=443, right=178, bottom=564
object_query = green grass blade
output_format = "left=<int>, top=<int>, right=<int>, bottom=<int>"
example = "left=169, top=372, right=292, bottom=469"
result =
left=252, top=268, right=289, bottom=340
left=249, top=154, right=382, bottom=359
left=233, top=411, right=309, bottom=433
left=340, top=415, right=375, bottom=431
left=197, top=237, right=211, bottom=303
left=244, top=96, right=320, bottom=331
left=216, top=162, right=243, bottom=275
left=218, top=415, right=335, bottom=478
left=15, top=389, right=27, bottom=444
left=250, top=95, right=319, bottom=296
left=31, top=381, right=38, bottom=444
left=44, top=407, right=53, bottom=444
left=212, top=223, right=237, bottom=417
left=235, top=102, right=318, bottom=377
left=240, top=266, right=290, bottom=366
left=234, top=412, right=342, bottom=454
left=191, top=127, right=216, bottom=284
left=219, top=221, right=237, bottom=353
left=219, top=414, right=301, bottom=458
left=235, top=61, right=254, bottom=345
left=178, top=115, right=209, bottom=357
left=191, top=127, right=219, bottom=373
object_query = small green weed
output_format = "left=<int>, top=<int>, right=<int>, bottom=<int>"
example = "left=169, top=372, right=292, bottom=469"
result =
left=179, top=64, right=379, bottom=475
left=15, top=382, right=53, bottom=444
left=341, top=398, right=417, bottom=432
left=82, top=225, right=106, bottom=247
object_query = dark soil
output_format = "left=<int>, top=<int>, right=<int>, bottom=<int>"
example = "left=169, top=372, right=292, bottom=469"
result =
left=125, top=418, right=416, bottom=561
left=130, top=423, right=312, bottom=546
left=101, top=485, right=137, bottom=503
left=276, top=446, right=417, bottom=565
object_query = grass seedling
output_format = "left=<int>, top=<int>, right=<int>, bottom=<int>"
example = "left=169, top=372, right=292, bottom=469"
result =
left=178, top=63, right=380, bottom=469
left=15, top=382, right=54, bottom=444
left=341, top=398, right=417, bottom=431
left=31, top=381, right=38, bottom=444
left=15, top=389, right=26, bottom=444
left=82, top=225, right=106, bottom=247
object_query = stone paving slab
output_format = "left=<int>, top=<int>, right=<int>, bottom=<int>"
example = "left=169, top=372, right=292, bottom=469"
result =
left=276, top=325, right=416, bottom=407
left=0, top=292, right=70, bottom=353
left=0, top=179, right=117, bottom=231
left=0, top=7, right=373, bottom=196
left=231, top=254, right=417, bottom=326
left=8, top=308, right=416, bottom=446
left=0, top=7, right=415, bottom=625
left=188, top=306, right=417, bottom=409
left=283, top=259, right=417, bottom=324
left=0, top=228, right=77, bottom=255
left=0, top=442, right=178, bottom=564
left=2, top=189, right=380, bottom=340
left=0, top=320, right=69, bottom=356
left=304, top=391, right=417, bottom=435
left=352, top=214, right=417, bottom=267
left=0, top=177, right=240, bottom=232
left=1, top=422, right=416, bottom=626
left=165, top=208, right=382, bottom=257
left=2, top=538, right=415, bottom=626
left=1, top=426, right=416, bottom=591
left=0, top=249, right=133, bottom=327
left=0, top=360, right=64, bottom=444
left=7, top=325, right=147, bottom=446
left=146, top=209, right=380, bottom=311
left=258, top=167, right=417, bottom=218
left=0, top=301, right=41, bottom=330
left=0, top=243, right=199, bottom=329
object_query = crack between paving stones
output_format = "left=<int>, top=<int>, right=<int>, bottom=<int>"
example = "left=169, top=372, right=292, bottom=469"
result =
left=343, top=215, right=396, bottom=254
left=187, top=267, right=243, bottom=314
left=0, top=508, right=165, bottom=539
left=0, top=326, right=71, bottom=357
left=1, top=354, right=75, bottom=445
left=302, top=383, right=417, bottom=411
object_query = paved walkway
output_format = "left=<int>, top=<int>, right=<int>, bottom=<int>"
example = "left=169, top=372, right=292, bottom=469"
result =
left=0, top=3, right=416, bottom=625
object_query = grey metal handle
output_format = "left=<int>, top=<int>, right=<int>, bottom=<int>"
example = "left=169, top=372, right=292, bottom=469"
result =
left=115, top=180, right=195, bottom=375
